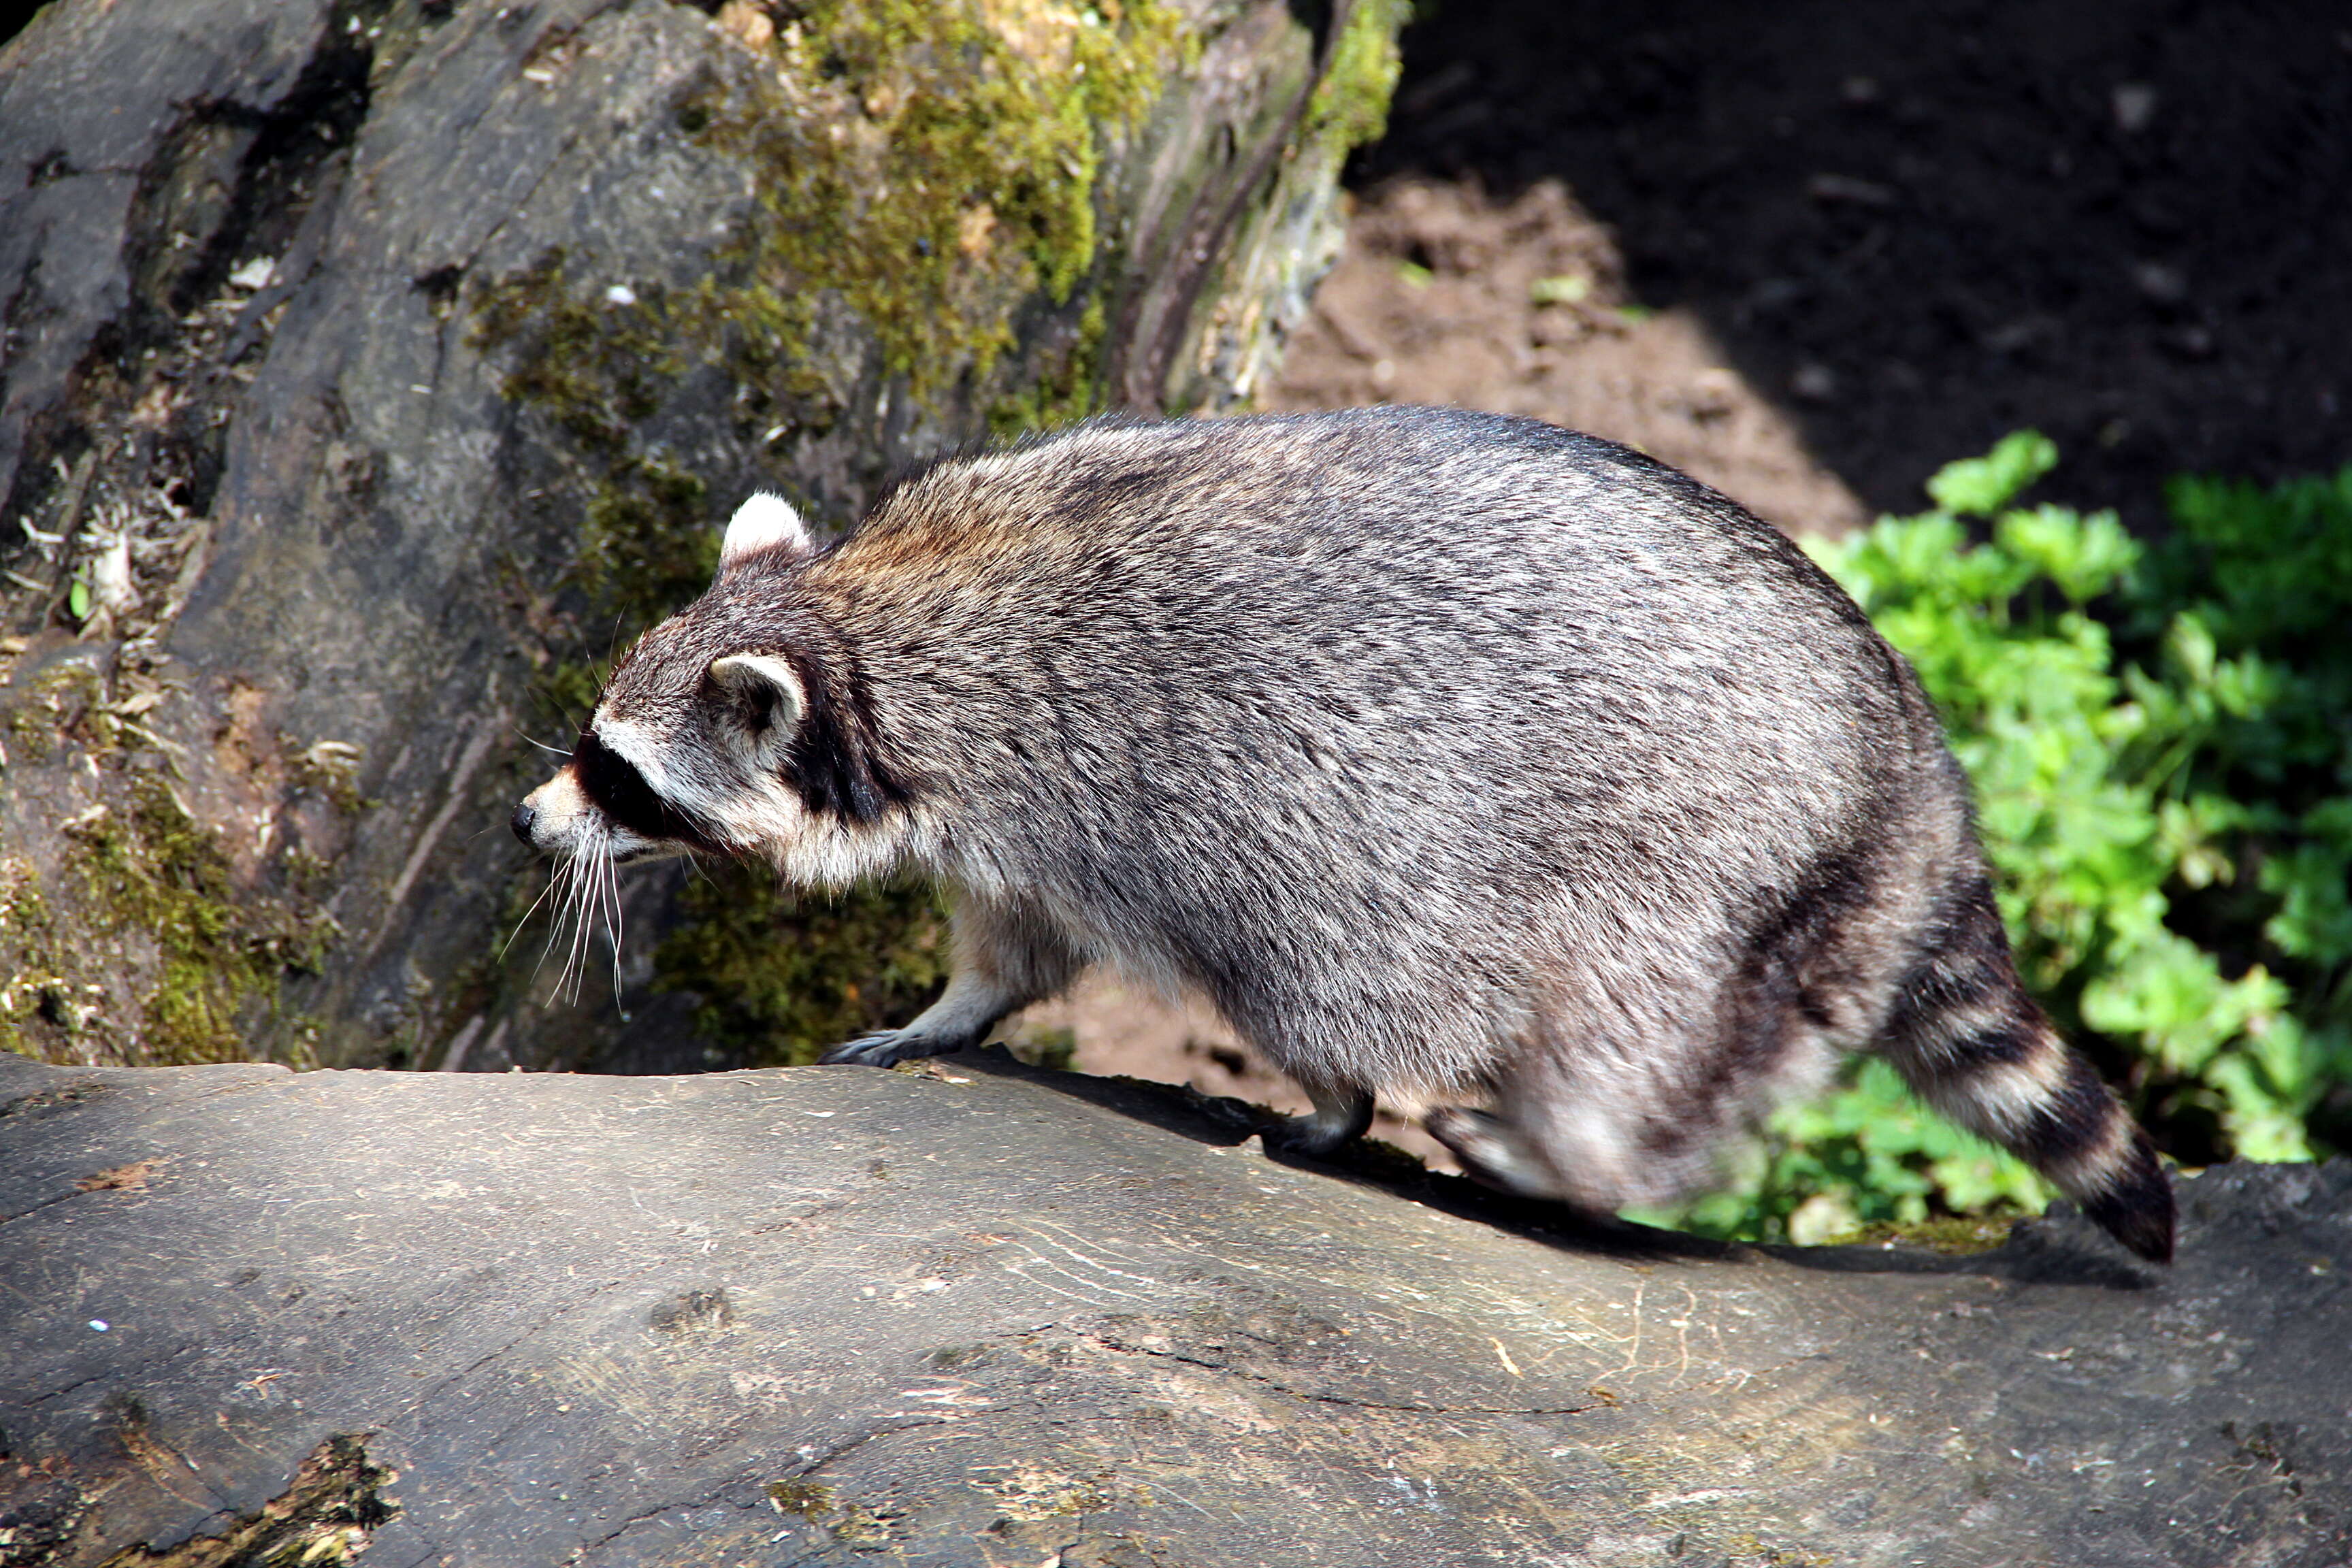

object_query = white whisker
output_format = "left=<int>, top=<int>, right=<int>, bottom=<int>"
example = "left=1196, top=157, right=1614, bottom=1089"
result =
left=531, top=856, right=576, bottom=981
left=600, top=853, right=627, bottom=1001
left=502, top=868, right=560, bottom=962
left=587, top=853, right=610, bottom=1002
left=549, top=846, right=589, bottom=1000
left=559, top=840, right=597, bottom=1004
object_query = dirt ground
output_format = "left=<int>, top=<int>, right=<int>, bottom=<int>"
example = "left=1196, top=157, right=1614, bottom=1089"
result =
left=1267, top=176, right=1873, bottom=535
left=1354, top=0, right=2352, bottom=532
left=1026, top=0, right=2352, bottom=1152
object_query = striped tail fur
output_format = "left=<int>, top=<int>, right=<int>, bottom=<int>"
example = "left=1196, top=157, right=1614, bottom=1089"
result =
left=1876, top=872, right=2176, bottom=1262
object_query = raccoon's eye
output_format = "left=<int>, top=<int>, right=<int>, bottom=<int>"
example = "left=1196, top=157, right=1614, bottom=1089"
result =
left=571, top=728, right=718, bottom=850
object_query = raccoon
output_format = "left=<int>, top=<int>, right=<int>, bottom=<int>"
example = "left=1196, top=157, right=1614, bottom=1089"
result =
left=514, top=406, right=2174, bottom=1262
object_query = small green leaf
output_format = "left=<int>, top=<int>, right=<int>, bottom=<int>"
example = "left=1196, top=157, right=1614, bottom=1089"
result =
left=67, top=575, right=91, bottom=622
left=1927, top=429, right=2059, bottom=517
left=1993, top=504, right=2139, bottom=604
left=2163, top=611, right=2217, bottom=686
left=1529, top=274, right=1590, bottom=305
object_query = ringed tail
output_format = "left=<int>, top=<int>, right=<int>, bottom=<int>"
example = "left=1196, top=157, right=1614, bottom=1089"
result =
left=1878, top=875, right=2176, bottom=1263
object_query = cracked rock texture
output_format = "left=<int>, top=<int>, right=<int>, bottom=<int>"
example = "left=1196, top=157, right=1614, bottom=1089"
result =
left=1, top=1049, right=2347, bottom=1566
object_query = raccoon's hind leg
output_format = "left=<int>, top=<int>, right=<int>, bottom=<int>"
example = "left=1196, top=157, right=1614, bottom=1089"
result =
left=1426, top=1043, right=1711, bottom=1216
left=1424, top=1107, right=1577, bottom=1201
left=1875, top=874, right=2174, bottom=1262
left=821, top=896, right=1085, bottom=1068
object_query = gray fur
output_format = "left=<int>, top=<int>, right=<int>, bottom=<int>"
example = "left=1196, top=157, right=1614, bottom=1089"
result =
left=517, top=406, right=2174, bottom=1262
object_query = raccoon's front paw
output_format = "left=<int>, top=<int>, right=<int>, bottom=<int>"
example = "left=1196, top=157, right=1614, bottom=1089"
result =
left=819, top=1030, right=949, bottom=1068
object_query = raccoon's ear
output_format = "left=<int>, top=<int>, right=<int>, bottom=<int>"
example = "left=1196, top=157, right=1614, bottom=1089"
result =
left=717, top=493, right=811, bottom=577
left=706, top=653, right=806, bottom=760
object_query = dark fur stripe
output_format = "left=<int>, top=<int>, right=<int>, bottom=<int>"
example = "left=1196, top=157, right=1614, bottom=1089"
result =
left=1877, top=868, right=2175, bottom=1262
left=2080, top=1132, right=2176, bottom=1263
left=783, top=651, right=911, bottom=825
left=1652, top=837, right=1883, bottom=1158
left=571, top=729, right=725, bottom=853
left=1939, top=1006, right=2042, bottom=1069
left=1878, top=874, right=2014, bottom=1047
left=2009, top=1051, right=2123, bottom=1167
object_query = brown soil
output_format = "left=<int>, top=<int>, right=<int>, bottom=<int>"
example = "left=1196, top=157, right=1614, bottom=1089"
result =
left=1264, top=176, right=1870, bottom=534
left=1022, top=0, right=2352, bottom=1152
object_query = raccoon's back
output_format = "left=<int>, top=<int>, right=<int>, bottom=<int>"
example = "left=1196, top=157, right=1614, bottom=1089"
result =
left=820, top=408, right=1914, bottom=898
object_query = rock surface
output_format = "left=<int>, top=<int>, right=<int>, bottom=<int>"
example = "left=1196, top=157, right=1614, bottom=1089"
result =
left=1, top=1049, right=2345, bottom=1567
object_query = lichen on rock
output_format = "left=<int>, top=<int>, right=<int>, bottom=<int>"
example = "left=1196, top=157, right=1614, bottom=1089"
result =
left=1, top=775, right=338, bottom=1067
left=683, top=0, right=1193, bottom=397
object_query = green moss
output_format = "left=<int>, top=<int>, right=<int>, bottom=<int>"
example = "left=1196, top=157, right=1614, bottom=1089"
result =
left=289, top=741, right=369, bottom=817
left=764, top=1479, right=836, bottom=1519
left=987, top=297, right=1107, bottom=438
left=654, top=864, right=949, bottom=1067
left=1301, top=0, right=1409, bottom=156
left=2, top=663, right=340, bottom=1065
left=1004, top=1022, right=1077, bottom=1072
left=687, top=0, right=1190, bottom=396
left=1845, top=1215, right=2019, bottom=1256
left=581, top=456, right=717, bottom=611
left=557, top=0, right=1195, bottom=425
left=760, top=1475, right=900, bottom=1547
left=0, top=862, right=73, bottom=1058
left=3, top=708, right=54, bottom=764
left=476, top=249, right=678, bottom=458
left=824, top=1500, right=902, bottom=1549
left=3, top=663, right=115, bottom=764
left=475, top=253, right=725, bottom=710
left=59, top=779, right=336, bottom=1065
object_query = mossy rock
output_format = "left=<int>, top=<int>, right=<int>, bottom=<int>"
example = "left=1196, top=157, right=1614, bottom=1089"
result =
left=0, top=0, right=1408, bottom=1073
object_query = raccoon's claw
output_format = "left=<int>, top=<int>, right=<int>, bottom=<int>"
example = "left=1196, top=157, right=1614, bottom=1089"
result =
left=1270, top=1085, right=1375, bottom=1156
left=820, top=1030, right=949, bottom=1068
left=1269, top=1117, right=1356, bottom=1158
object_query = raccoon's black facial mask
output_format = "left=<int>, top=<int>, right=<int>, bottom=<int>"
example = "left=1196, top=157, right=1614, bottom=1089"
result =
left=569, top=728, right=725, bottom=855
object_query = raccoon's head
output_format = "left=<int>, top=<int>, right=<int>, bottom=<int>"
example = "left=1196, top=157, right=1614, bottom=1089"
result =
left=511, top=492, right=851, bottom=871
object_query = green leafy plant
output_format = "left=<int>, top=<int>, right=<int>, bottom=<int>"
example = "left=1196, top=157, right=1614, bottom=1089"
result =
left=1656, top=434, right=2352, bottom=1246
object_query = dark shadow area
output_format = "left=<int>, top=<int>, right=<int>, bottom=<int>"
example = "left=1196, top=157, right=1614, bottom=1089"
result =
left=1360, top=0, right=2352, bottom=528
left=951, top=1045, right=2158, bottom=1288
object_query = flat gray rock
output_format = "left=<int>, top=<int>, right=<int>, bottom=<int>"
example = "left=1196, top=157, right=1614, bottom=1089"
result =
left=0, top=1050, right=2345, bottom=1566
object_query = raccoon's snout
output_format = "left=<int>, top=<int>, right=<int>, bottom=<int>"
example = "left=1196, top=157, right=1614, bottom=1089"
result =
left=515, top=768, right=600, bottom=858
left=518, top=755, right=700, bottom=865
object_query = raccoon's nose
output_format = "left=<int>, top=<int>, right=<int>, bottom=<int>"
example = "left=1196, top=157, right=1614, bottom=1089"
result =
left=510, top=802, right=539, bottom=847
